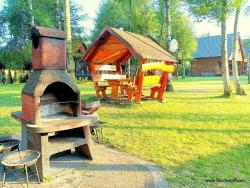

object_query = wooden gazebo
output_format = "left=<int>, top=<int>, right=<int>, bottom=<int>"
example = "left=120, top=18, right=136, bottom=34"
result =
left=80, top=26, right=178, bottom=102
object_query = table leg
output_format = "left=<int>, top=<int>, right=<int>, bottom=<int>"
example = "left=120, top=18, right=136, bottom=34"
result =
left=2, top=166, right=6, bottom=186
left=100, top=127, right=104, bottom=144
left=34, top=162, right=41, bottom=184
left=111, top=85, right=119, bottom=99
left=96, top=128, right=100, bottom=143
left=24, top=164, right=29, bottom=188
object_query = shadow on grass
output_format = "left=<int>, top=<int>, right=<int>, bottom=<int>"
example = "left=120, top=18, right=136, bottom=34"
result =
left=172, top=94, right=229, bottom=100
left=80, top=93, right=134, bottom=109
left=104, top=124, right=250, bottom=134
left=100, top=100, right=134, bottom=109
left=105, top=112, right=250, bottom=123
left=171, top=94, right=250, bottom=104
left=166, top=144, right=250, bottom=187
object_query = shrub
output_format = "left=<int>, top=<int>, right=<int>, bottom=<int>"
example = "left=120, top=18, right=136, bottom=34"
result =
left=7, top=70, right=13, bottom=84
left=0, top=70, right=2, bottom=84
left=24, top=72, right=29, bottom=82
left=18, top=73, right=25, bottom=83
left=2, top=70, right=6, bottom=84
left=13, top=71, right=19, bottom=83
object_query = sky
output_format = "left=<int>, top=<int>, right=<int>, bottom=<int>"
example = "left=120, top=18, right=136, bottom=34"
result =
left=76, top=0, right=250, bottom=38
left=192, top=13, right=250, bottom=38
left=75, top=0, right=101, bottom=35
left=0, top=0, right=250, bottom=38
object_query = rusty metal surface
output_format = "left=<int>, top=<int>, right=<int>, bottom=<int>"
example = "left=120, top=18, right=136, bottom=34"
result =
left=32, top=37, right=66, bottom=70
left=22, top=94, right=41, bottom=125
left=31, top=26, right=66, bottom=39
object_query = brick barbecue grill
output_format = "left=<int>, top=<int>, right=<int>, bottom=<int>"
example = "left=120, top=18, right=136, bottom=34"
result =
left=11, top=27, right=98, bottom=181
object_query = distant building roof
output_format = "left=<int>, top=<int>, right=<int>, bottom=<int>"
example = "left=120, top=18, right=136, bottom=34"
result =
left=193, top=33, right=238, bottom=59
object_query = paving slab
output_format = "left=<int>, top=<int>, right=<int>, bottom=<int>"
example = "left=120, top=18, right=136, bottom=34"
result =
left=0, top=143, right=167, bottom=188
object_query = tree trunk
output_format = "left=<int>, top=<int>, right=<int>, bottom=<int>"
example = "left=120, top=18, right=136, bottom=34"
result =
left=182, top=63, right=186, bottom=79
left=128, top=0, right=132, bottom=31
left=0, top=69, right=3, bottom=84
left=165, top=0, right=171, bottom=50
left=7, top=69, right=13, bottom=84
left=248, top=49, right=250, bottom=84
left=159, top=18, right=164, bottom=44
left=159, top=0, right=165, bottom=45
left=128, top=0, right=132, bottom=78
left=2, top=70, right=6, bottom=84
left=221, top=0, right=232, bottom=96
left=56, top=0, right=61, bottom=30
left=28, top=0, right=35, bottom=26
left=232, top=7, right=246, bottom=95
left=65, top=0, right=74, bottom=73
left=165, top=0, right=173, bottom=91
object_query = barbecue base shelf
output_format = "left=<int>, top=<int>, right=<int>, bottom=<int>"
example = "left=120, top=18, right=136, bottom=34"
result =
left=48, top=136, right=86, bottom=155
left=26, top=125, right=93, bottom=181
left=11, top=112, right=98, bottom=133
left=11, top=111, right=96, bottom=181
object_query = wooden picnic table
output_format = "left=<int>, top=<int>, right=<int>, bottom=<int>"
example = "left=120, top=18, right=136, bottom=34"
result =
left=106, top=78, right=131, bottom=99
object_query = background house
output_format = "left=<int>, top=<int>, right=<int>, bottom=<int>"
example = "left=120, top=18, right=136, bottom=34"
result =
left=243, top=39, right=250, bottom=62
left=191, top=34, right=246, bottom=76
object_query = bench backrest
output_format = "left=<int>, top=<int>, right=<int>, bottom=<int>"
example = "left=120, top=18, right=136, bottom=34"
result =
left=91, top=64, right=126, bottom=82
left=143, top=75, right=161, bottom=85
left=141, top=63, right=174, bottom=85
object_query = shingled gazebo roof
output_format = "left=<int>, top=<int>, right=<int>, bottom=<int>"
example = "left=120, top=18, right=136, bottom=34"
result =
left=81, top=27, right=178, bottom=64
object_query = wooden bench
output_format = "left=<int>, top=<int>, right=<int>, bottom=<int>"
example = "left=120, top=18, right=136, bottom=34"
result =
left=91, top=64, right=126, bottom=98
left=124, top=63, right=174, bottom=102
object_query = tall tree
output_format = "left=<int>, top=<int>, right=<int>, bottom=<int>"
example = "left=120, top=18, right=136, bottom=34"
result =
left=232, top=0, right=246, bottom=95
left=0, top=0, right=87, bottom=70
left=243, top=6, right=250, bottom=84
left=185, top=0, right=233, bottom=96
left=155, top=0, right=196, bottom=61
left=65, top=0, right=73, bottom=72
left=221, top=0, right=231, bottom=96
left=128, top=0, right=132, bottom=30
left=92, top=0, right=158, bottom=40
left=56, top=0, right=61, bottom=30
left=165, top=0, right=171, bottom=50
left=165, top=0, right=174, bottom=91
left=128, top=0, right=132, bottom=77
left=28, top=0, right=35, bottom=26
left=93, top=0, right=196, bottom=79
left=248, top=48, right=250, bottom=84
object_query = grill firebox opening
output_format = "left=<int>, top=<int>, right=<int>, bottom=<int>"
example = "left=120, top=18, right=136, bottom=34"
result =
left=41, top=82, right=79, bottom=117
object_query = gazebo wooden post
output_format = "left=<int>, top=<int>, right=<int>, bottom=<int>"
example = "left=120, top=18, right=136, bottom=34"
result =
left=90, top=63, right=98, bottom=96
left=157, top=61, right=171, bottom=101
left=116, top=62, right=122, bottom=74
left=157, top=72, right=169, bottom=102
left=135, top=59, right=146, bottom=102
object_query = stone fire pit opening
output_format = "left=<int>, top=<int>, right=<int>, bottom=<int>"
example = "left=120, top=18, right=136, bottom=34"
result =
left=41, top=82, right=79, bottom=117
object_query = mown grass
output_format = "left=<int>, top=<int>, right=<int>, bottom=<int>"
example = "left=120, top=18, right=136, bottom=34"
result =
left=0, top=77, right=250, bottom=187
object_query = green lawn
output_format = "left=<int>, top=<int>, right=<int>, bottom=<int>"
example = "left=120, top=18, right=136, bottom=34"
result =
left=1, top=77, right=250, bottom=187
